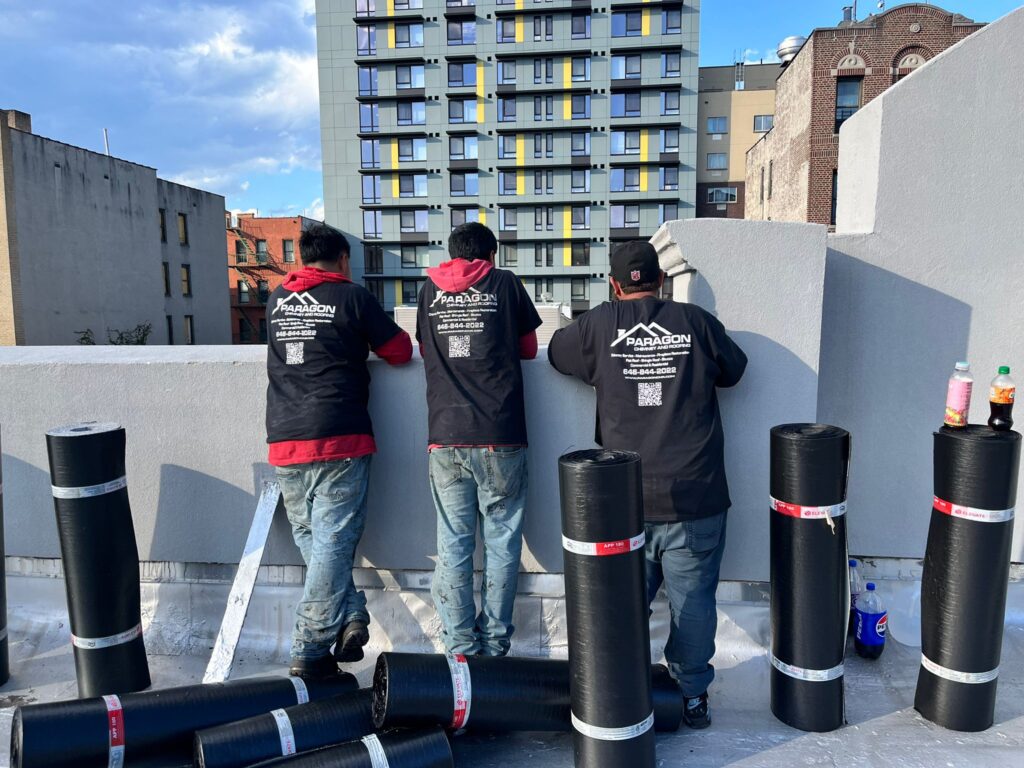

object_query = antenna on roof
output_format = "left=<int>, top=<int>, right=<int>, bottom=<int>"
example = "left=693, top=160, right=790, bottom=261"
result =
left=102, top=128, right=110, bottom=156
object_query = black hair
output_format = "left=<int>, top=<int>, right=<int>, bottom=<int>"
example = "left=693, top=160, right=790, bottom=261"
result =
left=299, top=223, right=349, bottom=265
left=448, top=222, right=497, bottom=262
left=621, top=281, right=661, bottom=295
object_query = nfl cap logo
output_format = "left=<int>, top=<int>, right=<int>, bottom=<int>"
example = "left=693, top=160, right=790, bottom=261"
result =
left=631, top=270, right=641, bottom=281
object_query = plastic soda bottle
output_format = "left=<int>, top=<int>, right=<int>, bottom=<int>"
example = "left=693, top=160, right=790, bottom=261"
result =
left=854, top=583, right=887, bottom=660
left=944, top=362, right=973, bottom=427
left=988, top=366, right=1015, bottom=431
left=848, top=559, right=862, bottom=637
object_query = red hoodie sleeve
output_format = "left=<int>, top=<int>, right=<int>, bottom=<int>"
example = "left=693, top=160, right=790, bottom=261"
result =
left=519, top=330, right=538, bottom=360
left=374, top=330, right=413, bottom=366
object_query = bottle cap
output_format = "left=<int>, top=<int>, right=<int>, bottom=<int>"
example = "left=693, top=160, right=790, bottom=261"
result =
left=849, top=559, right=857, bottom=567
left=866, top=583, right=876, bottom=591
left=999, top=366, right=1010, bottom=375
left=955, top=362, right=970, bottom=371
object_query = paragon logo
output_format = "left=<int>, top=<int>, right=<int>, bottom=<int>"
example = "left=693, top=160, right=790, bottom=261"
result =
left=611, top=322, right=691, bottom=348
left=430, top=286, right=498, bottom=307
left=272, top=291, right=337, bottom=316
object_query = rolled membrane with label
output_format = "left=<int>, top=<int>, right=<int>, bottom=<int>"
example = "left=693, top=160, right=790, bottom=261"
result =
left=45, top=422, right=150, bottom=697
left=769, top=424, right=851, bottom=733
left=559, top=450, right=655, bottom=768
left=10, top=674, right=357, bottom=768
left=915, top=426, right=1020, bottom=732
left=247, top=729, right=453, bottom=768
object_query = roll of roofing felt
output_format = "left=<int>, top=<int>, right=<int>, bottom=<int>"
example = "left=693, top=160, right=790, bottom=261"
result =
left=769, top=424, right=850, bottom=733
left=0, top=427, right=10, bottom=686
left=372, top=653, right=681, bottom=733
left=45, top=422, right=150, bottom=698
left=11, top=674, right=358, bottom=768
left=915, top=426, right=1020, bottom=732
left=248, top=728, right=453, bottom=768
left=559, top=450, right=654, bottom=768
left=195, top=688, right=375, bottom=768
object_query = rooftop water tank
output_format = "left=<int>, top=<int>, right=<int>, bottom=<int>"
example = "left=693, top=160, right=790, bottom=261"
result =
left=777, top=36, right=807, bottom=64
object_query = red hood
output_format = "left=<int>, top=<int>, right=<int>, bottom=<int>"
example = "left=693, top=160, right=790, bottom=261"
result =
left=282, top=267, right=352, bottom=293
left=427, top=259, right=493, bottom=293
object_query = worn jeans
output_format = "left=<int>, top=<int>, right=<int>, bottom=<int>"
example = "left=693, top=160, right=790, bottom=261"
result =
left=276, top=457, right=372, bottom=660
left=646, top=513, right=728, bottom=697
left=429, top=447, right=528, bottom=656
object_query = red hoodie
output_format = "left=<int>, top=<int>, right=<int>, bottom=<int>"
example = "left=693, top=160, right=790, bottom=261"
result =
left=268, top=267, right=412, bottom=466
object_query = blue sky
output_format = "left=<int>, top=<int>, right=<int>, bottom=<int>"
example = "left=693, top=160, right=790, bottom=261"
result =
left=1, top=1, right=1019, bottom=218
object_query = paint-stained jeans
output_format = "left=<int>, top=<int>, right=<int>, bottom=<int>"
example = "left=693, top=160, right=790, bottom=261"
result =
left=276, top=457, right=372, bottom=660
left=646, top=513, right=728, bottom=697
left=429, top=447, right=528, bottom=657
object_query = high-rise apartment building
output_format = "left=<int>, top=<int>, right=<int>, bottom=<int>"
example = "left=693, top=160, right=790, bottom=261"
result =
left=695, top=62, right=779, bottom=220
left=315, top=0, right=698, bottom=315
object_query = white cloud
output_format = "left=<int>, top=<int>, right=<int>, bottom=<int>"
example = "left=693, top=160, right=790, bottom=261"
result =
left=240, top=180, right=251, bottom=191
left=306, top=197, right=325, bottom=220
left=741, top=47, right=781, bottom=65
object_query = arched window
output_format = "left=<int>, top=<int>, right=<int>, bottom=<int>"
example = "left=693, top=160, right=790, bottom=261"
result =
left=894, top=51, right=930, bottom=82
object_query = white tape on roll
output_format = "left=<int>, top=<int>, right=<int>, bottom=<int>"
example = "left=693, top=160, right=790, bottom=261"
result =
left=920, top=653, right=999, bottom=684
left=362, top=734, right=390, bottom=768
left=52, top=475, right=128, bottom=500
left=769, top=653, right=844, bottom=682
left=71, top=623, right=142, bottom=650
left=445, top=653, right=472, bottom=729
left=571, top=711, right=654, bottom=741
left=270, top=709, right=297, bottom=756
left=102, top=695, right=125, bottom=768
left=290, top=675, right=310, bottom=704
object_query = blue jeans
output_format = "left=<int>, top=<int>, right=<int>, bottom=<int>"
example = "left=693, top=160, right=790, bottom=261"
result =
left=646, top=513, right=728, bottom=697
left=429, top=447, right=528, bottom=656
left=276, top=457, right=372, bottom=660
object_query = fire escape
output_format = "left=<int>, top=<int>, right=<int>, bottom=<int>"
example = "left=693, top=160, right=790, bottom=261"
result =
left=230, top=229, right=283, bottom=343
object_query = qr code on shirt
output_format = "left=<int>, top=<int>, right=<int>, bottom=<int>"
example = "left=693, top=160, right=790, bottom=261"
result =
left=285, top=342, right=304, bottom=365
left=448, top=335, right=471, bottom=358
left=638, top=382, right=662, bottom=407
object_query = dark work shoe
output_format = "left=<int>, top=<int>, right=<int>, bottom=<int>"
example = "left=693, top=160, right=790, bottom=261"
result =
left=289, top=654, right=341, bottom=681
left=334, top=620, right=370, bottom=663
left=682, top=692, right=711, bottom=729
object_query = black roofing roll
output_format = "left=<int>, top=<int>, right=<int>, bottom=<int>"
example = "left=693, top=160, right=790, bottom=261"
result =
left=248, top=728, right=453, bottom=768
left=11, top=673, right=357, bottom=768
left=195, top=688, right=375, bottom=768
left=769, top=424, right=850, bottom=733
left=0, top=427, right=9, bottom=685
left=45, top=422, right=150, bottom=698
left=372, top=653, right=681, bottom=733
left=915, top=426, right=1020, bottom=732
left=559, top=450, right=654, bottom=768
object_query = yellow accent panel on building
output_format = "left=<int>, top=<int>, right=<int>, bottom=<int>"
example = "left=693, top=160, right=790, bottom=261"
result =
left=390, top=174, right=399, bottom=199
left=515, top=17, right=524, bottom=43
left=476, top=98, right=485, bottom=124
left=515, top=0, right=523, bottom=8
left=563, top=58, right=572, bottom=89
left=641, top=9, right=651, bottom=35
left=390, top=140, right=399, bottom=170
left=479, top=209, right=487, bottom=225
left=563, top=94, right=571, bottom=120
left=476, top=62, right=485, bottom=98
left=516, top=134, right=524, bottom=162
left=515, top=171, right=525, bottom=196
left=394, top=280, right=402, bottom=306
left=640, top=130, right=649, bottom=162
left=386, top=0, right=394, bottom=14
left=639, top=167, right=649, bottom=192
left=561, top=207, right=572, bottom=266
left=387, top=23, right=395, bottom=49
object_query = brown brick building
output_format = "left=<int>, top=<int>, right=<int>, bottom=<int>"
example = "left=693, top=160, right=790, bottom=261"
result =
left=227, top=214, right=317, bottom=343
left=746, top=4, right=983, bottom=227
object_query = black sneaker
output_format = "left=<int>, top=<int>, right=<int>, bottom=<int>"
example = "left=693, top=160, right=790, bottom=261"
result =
left=289, top=654, right=341, bottom=681
left=682, top=692, right=711, bottom=729
left=334, top=620, right=370, bottom=663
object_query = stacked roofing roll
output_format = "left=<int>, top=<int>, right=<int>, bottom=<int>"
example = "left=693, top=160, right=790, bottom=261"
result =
left=45, top=422, right=149, bottom=697
left=559, top=450, right=655, bottom=768
left=11, top=673, right=357, bottom=768
left=769, top=424, right=850, bottom=733
left=0, top=427, right=9, bottom=685
left=248, top=729, right=453, bottom=768
left=915, top=426, right=1020, bottom=732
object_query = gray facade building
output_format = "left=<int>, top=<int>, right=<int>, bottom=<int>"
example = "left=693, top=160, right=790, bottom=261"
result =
left=0, top=110, right=230, bottom=346
left=315, top=0, right=698, bottom=314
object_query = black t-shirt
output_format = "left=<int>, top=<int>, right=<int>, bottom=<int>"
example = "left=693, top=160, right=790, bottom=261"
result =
left=548, top=296, right=747, bottom=522
left=265, top=279, right=403, bottom=443
left=417, top=268, right=542, bottom=445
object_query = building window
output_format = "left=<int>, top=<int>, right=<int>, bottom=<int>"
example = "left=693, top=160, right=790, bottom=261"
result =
left=448, top=98, right=477, bottom=124
left=361, top=139, right=381, bottom=168
left=498, top=61, right=516, bottom=85
left=499, top=135, right=517, bottom=159
left=451, top=208, right=480, bottom=227
left=662, top=8, right=681, bottom=34
left=166, top=315, right=174, bottom=344
left=571, top=169, right=590, bottom=193
left=571, top=277, right=588, bottom=301
left=533, top=57, right=554, bottom=84
left=359, top=103, right=380, bottom=132
left=450, top=172, right=479, bottom=196
left=661, top=52, right=681, bottom=78
left=177, top=213, right=188, bottom=245
left=448, top=62, right=476, bottom=88
left=359, top=66, right=379, bottom=96
left=258, top=318, right=267, bottom=343
left=394, top=23, right=423, bottom=48
left=365, top=278, right=384, bottom=303
left=499, top=96, right=517, bottom=122
left=611, top=204, right=640, bottom=229
left=533, top=206, right=554, bottom=231
left=162, top=262, right=170, bottom=296
left=396, top=64, right=425, bottom=90
left=499, top=208, right=517, bottom=232
left=497, top=18, right=517, bottom=43
left=395, top=0, right=424, bottom=10
left=357, top=24, right=377, bottom=55
left=499, top=171, right=518, bottom=196
left=659, top=166, right=679, bottom=191
left=532, top=15, right=553, bottom=42
left=281, top=240, right=295, bottom=265
left=835, top=77, right=862, bottom=132
left=611, top=130, right=641, bottom=156
left=571, top=56, right=590, bottom=82
left=256, top=240, right=269, bottom=264
left=158, top=209, right=167, bottom=242
left=661, top=90, right=681, bottom=116
left=611, top=54, right=641, bottom=80
left=659, top=203, right=678, bottom=224
left=533, top=132, right=554, bottom=159
left=499, top=244, right=518, bottom=268
left=401, top=245, right=426, bottom=268
left=571, top=12, right=591, bottom=39
left=707, top=116, right=727, bottom=134
left=238, top=319, right=251, bottom=343
left=397, top=101, right=426, bottom=126
left=184, top=315, right=195, bottom=345
left=400, top=209, right=429, bottom=232
left=234, top=240, right=247, bottom=263
left=571, top=94, right=590, bottom=120
left=449, top=135, right=478, bottom=160
left=365, top=245, right=384, bottom=273
left=707, top=187, right=738, bottom=203
left=611, top=11, right=642, bottom=37
left=401, top=279, right=422, bottom=305
left=831, top=169, right=839, bottom=226
left=571, top=131, right=590, bottom=156
left=447, top=20, right=476, bottom=45
left=180, top=264, right=192, bottom=296
left=258, top=279, right=269, bottom=303
left=661, top=128, right=679, bottom=153
left=362, top=175, right=382, bottom=204
left=707, top=153, right=727, bottom=171
left=611, top=92, right=641, bottom=118
left=535, top=277, right=554, bottom=301
left=399, top=173, right=428, bottom=198
left=356, top=0, right=376, bottom=14
left=534, top=170, right=554, bottom=195
left=535, top=242, right=554, bottom=267
left=610, top=167, right=640, bottom=192
left=364, top=210, right=383, bottom=239
left=754, top=114, right=774, bottom=132
left=571, top=205, right=590, bottom=230
left=398, top=138, right=427, bottom=162
left=571, top=241, right=590, bottom=266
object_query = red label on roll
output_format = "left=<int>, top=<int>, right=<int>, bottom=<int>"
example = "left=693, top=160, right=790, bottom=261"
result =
left=770, top=497, right=847, bottom=520
left=447, top=653, right=472, bottom=730
left=103, top=695, right=125, bottom=768
left=933, top=496, right=1014, bottom=524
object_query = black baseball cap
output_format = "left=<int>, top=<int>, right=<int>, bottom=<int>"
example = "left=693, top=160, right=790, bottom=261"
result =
left=610, top=241, right=661, bottom=287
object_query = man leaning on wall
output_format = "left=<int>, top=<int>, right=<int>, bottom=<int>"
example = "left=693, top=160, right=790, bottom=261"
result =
left=265, top=224, right=412, bottom=680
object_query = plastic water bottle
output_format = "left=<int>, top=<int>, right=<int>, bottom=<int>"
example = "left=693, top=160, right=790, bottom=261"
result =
left=848, top=559, right=863, bottom=637
left=944, top=362, right=973, bottom=428
left=988, top=366, right=1015, bottom=431
left=854, top=583, right=887, bottom=659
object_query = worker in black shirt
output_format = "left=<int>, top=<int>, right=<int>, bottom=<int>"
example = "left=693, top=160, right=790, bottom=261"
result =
left=548, top=240, right=747, bottom=728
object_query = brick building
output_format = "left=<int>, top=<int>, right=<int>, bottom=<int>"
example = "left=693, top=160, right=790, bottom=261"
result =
left=226, top=214, right=318, bottom=343
left=745, top=4, right=982, bottom=227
